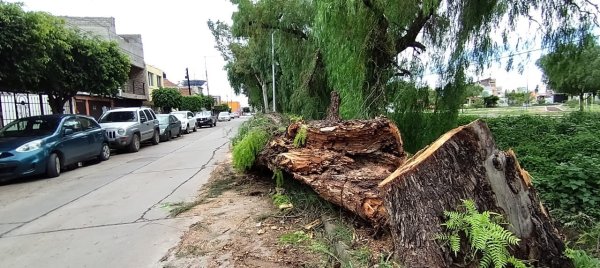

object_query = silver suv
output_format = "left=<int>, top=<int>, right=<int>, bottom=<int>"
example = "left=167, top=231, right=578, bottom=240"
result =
left=98, top=107, right=160, bottom=152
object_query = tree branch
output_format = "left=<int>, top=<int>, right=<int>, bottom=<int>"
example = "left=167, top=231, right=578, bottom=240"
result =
left=395, top=10, right=433, bottom=54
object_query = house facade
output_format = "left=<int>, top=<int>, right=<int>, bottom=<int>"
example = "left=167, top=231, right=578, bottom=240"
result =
left=63, top=16, right=148, bottom=119
left=146, top=64, right=165, bottom=101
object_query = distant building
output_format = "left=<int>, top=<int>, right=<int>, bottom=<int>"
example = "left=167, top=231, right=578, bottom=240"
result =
left=146, top=64, right=164, bottom=101
left=62, top=16, right=148, bottom=119
left=477, top=78, right=499, bottom=96
left=179, top=80, right=206, bottom=96
left=226, top=101, right=241, bottom=113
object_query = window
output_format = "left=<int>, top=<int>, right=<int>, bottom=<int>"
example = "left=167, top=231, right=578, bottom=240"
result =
left=139, top=111, right=147, bottom=122
left=99, top=111, right=136, bottom=123
left=79, top=117, right=99, bottom=130
left=63, top=118, right=82, bottom=133
left=147, top=109, right=157, bottom=120
left=157, top=76, right=162, bottom=87
left=147, top=72, right=154, bottom=87
left=143, top=110, right=153, bottom=121
left=188, top=112, right=194, bottom=118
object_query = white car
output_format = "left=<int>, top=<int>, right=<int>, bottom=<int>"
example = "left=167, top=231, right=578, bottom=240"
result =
left=170, top=111, right=197, bottom=134
left=218, top=111, right=231, bottom=121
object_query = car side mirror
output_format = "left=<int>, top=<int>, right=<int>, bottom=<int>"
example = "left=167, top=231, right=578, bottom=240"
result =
left=63, top=128, right=74, bottom=136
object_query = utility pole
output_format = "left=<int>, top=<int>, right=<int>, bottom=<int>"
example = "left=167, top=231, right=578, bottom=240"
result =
left=271, top=31, right=276, bottom=112
left=185, top=68, right=191, bottom=95
left=204, top=56, right=210, bottom=97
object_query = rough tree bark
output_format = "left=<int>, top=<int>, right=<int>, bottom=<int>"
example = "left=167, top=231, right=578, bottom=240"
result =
left=379, top=120, right=572, bottom=268
left=258, top=117, right=406, bottom=227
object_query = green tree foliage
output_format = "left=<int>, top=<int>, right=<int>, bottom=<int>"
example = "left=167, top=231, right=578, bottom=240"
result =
left=210, top=0, right=595, bottom=120
left=152, top=88, right=182, bottom=113
left=483, top=95, right=500, bottom=107
left=0, top=2, right=130, bottom=113
left=213, top=104, right=230, bottom=113
left=180, top=95, right=213, bottom=112
left=506, top=92, right=533, bottom=106
left=537, top=34, right=600, bottom=111
left=464, top=84, right=484, bottom=100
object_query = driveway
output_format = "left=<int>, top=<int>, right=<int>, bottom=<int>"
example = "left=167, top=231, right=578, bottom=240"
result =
left=0, top=118, right=245, bottom=267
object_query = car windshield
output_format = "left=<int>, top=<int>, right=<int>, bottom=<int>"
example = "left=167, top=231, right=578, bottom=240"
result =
left=196, top=111, right=211, bottom=117
left=0, top=117, right=60, bottom=138
left=157, top=115, right=169, bottom=125
left=99, top=111, right=136, bottom=123
left=171, top=112, right=186, bottom=116
left=219, top=112, right=229, bottom=116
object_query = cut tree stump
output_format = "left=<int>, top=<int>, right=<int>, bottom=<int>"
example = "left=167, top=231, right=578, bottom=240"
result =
left=258, top=117, right=406, bottom=227
left=379, top=120, right=572, bottom=268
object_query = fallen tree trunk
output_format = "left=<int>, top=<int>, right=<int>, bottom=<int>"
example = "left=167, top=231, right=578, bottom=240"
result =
left=258, top=117, right=406, bottom=227
left=379, top=120, right=572, bottom=267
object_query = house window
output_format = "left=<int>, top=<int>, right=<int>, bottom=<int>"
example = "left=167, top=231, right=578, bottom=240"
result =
left=147, top=72, right=154, bottom=87
left=157, top=75, right=162, bottom=87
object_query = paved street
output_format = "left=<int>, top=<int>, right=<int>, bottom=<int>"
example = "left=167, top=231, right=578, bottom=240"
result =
left=0, top=118, right=245, bottom=268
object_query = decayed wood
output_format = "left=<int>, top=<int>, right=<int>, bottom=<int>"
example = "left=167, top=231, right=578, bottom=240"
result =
left=258, top=117, right=406, bottom=227
left=379, top=120, right=572, bottom=268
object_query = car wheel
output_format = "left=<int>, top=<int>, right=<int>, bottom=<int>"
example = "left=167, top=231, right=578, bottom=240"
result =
left=213, top=121, right=216, bottom=127
left=165, top=131, right=171, bottom=141
left=99, top=143, right=110, bottom=161
left=46, top=153, right=61, bottom=178
left=192, top=124, right=197, bottom=132
left=186, top=124, right=192, bottom=134
left=151, top=129, right=160, bottom=145
left=177, top=128, right=182, bottom=137
left=128, top=134, right=140, bottom=153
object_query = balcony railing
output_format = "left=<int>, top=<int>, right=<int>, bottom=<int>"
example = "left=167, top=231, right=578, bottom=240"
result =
left=121, top=81, right=146, bottom=96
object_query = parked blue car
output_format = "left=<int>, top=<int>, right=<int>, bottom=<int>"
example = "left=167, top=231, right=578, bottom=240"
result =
left=0, top=114, right=110, bottom=182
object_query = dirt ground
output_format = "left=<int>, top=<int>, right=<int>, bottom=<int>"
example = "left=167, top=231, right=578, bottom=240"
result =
left=160, top=157, right=395, bottom=268
left=160, top=159, right=319, bottom=268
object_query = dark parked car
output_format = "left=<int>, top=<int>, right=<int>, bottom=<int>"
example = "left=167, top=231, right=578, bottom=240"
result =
left=157, top=114, right=182, bottom=141
left=195, top=111, right=217, bottom=128
left=0, top=114, right=110, bottom=182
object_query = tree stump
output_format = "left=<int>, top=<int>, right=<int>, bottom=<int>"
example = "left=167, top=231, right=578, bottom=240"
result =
left=258, top=117, right=406, bottom=227
left=379, top=120, right=572, bottom=267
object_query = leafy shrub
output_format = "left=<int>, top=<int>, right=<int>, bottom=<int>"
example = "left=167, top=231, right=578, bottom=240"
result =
left=566, top=248, right=600, bottom=268
left=152, top=88, right=182, bottom=113
left=232, top=129, right=269, bottom=171
left=293, top=124, right=308, bottom=148
left=439, top=200, right=526, bottom=268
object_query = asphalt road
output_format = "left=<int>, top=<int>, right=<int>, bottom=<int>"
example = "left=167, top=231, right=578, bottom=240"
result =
left=0, top=117, right=245, bottom=268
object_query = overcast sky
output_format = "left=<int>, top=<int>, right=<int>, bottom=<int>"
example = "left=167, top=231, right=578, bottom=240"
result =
left=13, top=0, right=557, bottom=104
left=13, top=0, right=246, bottom=105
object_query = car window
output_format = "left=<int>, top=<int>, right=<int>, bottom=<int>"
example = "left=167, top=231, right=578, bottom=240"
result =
left=143, top=110, right=153, bottom=121
left=188, top=112, right=194, bottom=118
left=0, top=117, right=59, bottom=137
left=63, top=118, right=82, bottom=133
left=148, top=109, right=157, bottom=120
left=99, top=111, right=136, bottom=123
left=156, top=115, right=169, bottom=125
left=79, top=117, right=100, bottom=131
left=139, top=111, right=147, bottom=122
left=170, top=115, right=177, bottom=123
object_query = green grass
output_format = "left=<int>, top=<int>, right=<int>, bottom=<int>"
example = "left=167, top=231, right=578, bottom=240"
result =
left=279, top=230, right=311, bottom=245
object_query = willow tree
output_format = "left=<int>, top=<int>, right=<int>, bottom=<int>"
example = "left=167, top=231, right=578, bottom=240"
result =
left=211, top=0, right=596, bottom=120
left=538, top=34, right=600, bottom=111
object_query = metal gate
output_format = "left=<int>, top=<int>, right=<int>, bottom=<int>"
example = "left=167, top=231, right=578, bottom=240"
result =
left=0, top=91, right=73, bottom=127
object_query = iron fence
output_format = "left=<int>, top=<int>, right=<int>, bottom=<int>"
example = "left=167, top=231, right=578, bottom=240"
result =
left=0, top=91, right=72, bottom=127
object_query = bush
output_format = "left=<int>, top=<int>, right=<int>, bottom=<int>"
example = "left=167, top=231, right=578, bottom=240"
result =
left=232, top=129, right=269, bottom=171
left=152, top=88, right=181, bottom=113
left=179, top=95, right=212, bottom=112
